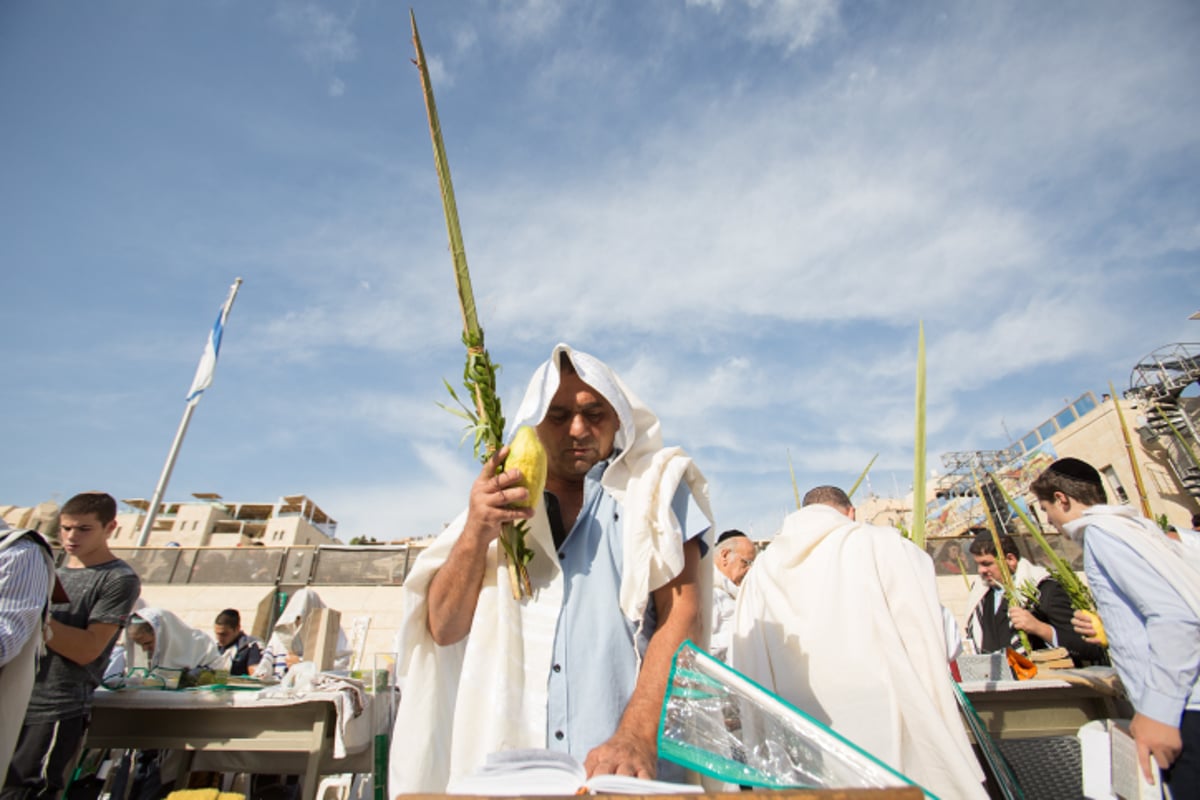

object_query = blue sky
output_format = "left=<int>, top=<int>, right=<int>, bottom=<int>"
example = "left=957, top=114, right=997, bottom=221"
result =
left=2, top=1, right=1197, bottom=542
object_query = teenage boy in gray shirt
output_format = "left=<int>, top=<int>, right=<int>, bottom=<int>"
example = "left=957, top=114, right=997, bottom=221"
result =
left=2, top=493, right=140, bottom=800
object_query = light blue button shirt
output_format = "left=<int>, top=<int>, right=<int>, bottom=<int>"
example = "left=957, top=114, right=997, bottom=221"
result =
left=545, top=459, right=707, bottom=778
left=1083, top=523, right=1200, bottom=726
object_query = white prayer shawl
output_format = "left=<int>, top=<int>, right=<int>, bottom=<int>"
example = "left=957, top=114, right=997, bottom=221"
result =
left=388, top=344, right=714, bottom=796
left=0, top=529, right=56, bottom=781
left=710, top=573, right=739, bottom=662
left=731, top=505, right=987, bottom=800
left=254, top=588, right=352, bottom=677
left=963, top=558, right=1050, bottom=653
left=1064, top=505, right=1200, bottom=618
left=940, top=605, right=964, bottom=663
left=133, top=607, right=221, bottom=671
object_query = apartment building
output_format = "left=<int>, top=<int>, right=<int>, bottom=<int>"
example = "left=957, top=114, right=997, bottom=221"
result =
left=108, top=492, right=339, bottom=547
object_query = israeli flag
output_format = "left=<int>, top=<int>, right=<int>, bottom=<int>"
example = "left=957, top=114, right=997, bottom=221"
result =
left=184, top=279, right=241, bottom=404
left=185, top=305, right=227, bottom=404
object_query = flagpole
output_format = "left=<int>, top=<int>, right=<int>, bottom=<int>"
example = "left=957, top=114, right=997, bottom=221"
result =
left=136, top=279, right=242, bottom=546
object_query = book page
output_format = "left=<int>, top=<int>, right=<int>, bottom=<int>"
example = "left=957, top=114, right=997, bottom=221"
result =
left=446, top=749, right=586, bottom=796
left=1109, top=721, right=1162, bottom=800
left=585, top=775, right=703, bottom=795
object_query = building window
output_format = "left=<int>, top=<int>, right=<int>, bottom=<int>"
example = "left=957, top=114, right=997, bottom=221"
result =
left=1146, top=462, right=1175, bottom=495
left=1054, top=407, right=1077, bottom=430
left=1101, top=466, right=1129, bottom=504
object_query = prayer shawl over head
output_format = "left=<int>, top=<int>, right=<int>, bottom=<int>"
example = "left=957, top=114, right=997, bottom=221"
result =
left=254, top=588, right=352, bottom=678
left=731, top=504, right=987, bottom=800
left=964, top=558, right=1050, bottom=655
left=389, top=343, right=714, bottom=795
left=132, top=607, right=221, bottom=671
left=1064, top=505, right=1200, bottom=617
left=0, top=529, right=56, bottom=781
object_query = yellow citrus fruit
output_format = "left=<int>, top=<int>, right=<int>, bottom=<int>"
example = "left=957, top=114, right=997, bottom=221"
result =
left=501, top=426, right=546, bottom=509
left=1080, top=610, right=1108, bottom=648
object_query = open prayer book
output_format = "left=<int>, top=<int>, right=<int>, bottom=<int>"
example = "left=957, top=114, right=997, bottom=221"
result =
left=1079, top=719, right=1163, bottom=800
left=445, top=749, right=704, bottom=796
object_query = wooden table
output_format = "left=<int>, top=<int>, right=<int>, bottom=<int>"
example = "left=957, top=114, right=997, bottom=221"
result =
left=960, top=674, right=1133, bottom=740
left=87, top=687, right=376, bottom=800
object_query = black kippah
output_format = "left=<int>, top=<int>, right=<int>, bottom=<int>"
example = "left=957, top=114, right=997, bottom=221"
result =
left=717, top=529, right=747, bottom=544
left=1047, top=457, right=1103, bottom=487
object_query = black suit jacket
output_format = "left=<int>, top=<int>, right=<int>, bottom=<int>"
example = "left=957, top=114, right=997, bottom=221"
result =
left=976, top=577, right=1108, bottom=666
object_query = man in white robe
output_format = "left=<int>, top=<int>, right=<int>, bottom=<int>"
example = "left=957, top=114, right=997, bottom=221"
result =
left=388, top=344, right=713, bottom=795
left=731, top=485, right=987, bottom=800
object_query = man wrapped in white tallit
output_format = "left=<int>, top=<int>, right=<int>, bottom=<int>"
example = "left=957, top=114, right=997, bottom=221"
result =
left=389, top=344, right=713, bottom=795
left=127, top=607, right=221, bottom=672
left=731, top=486, right=987, bottom=800
left=253, top=588, right=352, bottom=678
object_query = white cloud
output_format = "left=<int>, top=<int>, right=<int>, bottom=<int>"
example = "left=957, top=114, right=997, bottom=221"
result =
left=495, top=0, right=566, bottom=43
left=743, top=0, right=841, bottom=53
left=318, top=442, right=477, bottom=540
left=688, top=0, right=841, bottom=53
left=273, top=2, right=359, bottom=66
left=426, top=54, right=453, bottom=89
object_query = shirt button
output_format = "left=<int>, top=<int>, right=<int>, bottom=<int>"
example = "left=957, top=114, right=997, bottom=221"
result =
left=554, top=730, right=564, bottom=741
left=552, top=663, right=562, bottom=673
left=558, top=552, right=565, bottom=559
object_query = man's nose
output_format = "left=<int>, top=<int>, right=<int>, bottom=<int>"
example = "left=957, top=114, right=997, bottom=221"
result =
left=568, top=413, right=589, bottom=437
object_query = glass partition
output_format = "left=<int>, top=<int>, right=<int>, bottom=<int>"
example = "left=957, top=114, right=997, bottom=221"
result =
left=185, top=548, right=285, bottom=584
left=96, top=544, right=432, bottom=587
left=112, top=548, right=184, bottom=584
left=282, top=548, right=316, bottom=584
left=311, top=547, right=415, bottom=585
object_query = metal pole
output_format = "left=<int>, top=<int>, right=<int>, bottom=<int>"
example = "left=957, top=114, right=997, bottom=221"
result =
left=135, top=401, right=198, bottom=546
left=135, top=279, right=241, bottom=547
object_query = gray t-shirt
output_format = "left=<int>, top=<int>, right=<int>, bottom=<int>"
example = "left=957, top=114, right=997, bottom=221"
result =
left=24, top=558, right=141, bottom=722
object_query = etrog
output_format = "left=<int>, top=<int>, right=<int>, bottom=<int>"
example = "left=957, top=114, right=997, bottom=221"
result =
left=502, top=426, right=547, bottom=508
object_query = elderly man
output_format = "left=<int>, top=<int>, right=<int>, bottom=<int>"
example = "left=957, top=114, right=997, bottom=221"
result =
left=390, top=344, right=713, bottom=794
left=731, top=486, right=986, bottom=799
left=710, top=530, right=755, bottom=662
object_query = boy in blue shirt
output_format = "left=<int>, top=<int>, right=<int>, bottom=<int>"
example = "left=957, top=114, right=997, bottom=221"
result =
left=1031, top=458, right=1200, bottom=796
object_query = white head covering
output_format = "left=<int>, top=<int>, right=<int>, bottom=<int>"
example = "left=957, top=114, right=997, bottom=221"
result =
left=131, top=607, right=220, bottom=671
left=266, top=587, right=326, bottom=654
left=510, top=344, right=639, bottom=458
left=262, top=588, right=352, bottom=665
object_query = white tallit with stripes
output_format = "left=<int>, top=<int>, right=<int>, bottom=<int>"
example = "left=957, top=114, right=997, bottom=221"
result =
left=0, top=527, right=57, bottom=779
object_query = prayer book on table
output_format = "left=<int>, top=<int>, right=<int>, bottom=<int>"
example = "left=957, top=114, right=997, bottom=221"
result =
left=445, top=749, right=703, bottom=796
